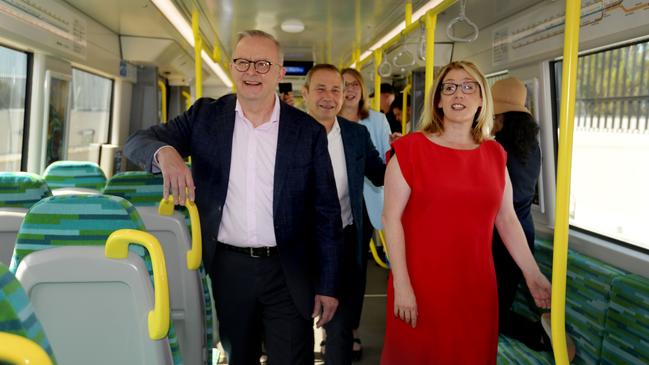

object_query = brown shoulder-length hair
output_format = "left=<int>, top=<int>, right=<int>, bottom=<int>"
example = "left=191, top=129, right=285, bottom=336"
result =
left=340, top=68, right=370, bottom=120
left=419, top=60, right=493, bottom=144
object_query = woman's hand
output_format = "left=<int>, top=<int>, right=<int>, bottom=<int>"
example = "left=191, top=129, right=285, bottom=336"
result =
left=525, top=269, right=552, bottom=309
left=394, top=282, right=418, bottom=328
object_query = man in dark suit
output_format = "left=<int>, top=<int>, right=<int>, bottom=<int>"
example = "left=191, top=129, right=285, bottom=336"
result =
left=301, top=64, right=385, bottom=364
left=124, top=30, right=343, bottom=365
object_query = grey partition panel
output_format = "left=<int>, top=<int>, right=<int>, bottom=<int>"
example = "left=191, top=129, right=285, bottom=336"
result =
left=137, top=206, right=207, bottom=365
left=16, top=246, right=174, bottom=365
left=0, top=209, right=27, bottom=265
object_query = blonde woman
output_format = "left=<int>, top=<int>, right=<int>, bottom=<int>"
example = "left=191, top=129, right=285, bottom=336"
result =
left=380, top=61, right=551, bottom=365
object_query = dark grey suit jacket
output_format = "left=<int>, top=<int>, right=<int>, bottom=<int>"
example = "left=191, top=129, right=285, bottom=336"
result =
left=337, top=117, right=385, bottom=269
left=124, top=94, right=344, bottom=318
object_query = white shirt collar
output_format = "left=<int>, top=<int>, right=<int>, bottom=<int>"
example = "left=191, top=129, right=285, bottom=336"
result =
left=234, top=94, right=281, bottom=125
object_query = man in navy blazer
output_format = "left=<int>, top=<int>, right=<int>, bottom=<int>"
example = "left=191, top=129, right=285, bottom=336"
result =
left=124, top=30, right=343, bottom=365
left=302, top=64, right=385, bottom=364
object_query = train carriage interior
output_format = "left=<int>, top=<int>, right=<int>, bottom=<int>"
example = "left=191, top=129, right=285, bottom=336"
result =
left=1, top=0, right=649, bottom=364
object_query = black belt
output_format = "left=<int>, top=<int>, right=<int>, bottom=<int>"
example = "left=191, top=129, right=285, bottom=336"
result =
left=217, top=241, right=278, bottom=258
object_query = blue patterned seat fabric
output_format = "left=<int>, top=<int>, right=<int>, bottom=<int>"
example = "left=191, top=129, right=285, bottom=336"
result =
left=43, top=161, right=107, bottom=191
left=0, top=172, right=52, bottom=208
left=600, top=274, right=649, bottom=365
left=9, top=194, right=182, bottom=365
left=0, top=262, right=56, bottom=364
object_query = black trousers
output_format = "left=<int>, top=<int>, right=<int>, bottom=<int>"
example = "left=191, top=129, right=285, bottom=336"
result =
left=350, top=205, right=373, bottom=330
left=493, top=231, right=547, bottom=351
left=209, top=245, right=314, bottom=365
left=324, top=224, right=358, bottom=365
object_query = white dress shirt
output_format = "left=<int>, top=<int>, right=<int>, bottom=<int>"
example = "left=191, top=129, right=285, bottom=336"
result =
left=327, top=118, right=353, bottom=228
left=217, top=95, right=281, bottom=247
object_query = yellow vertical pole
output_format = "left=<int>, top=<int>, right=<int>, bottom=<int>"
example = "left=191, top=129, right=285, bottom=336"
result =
left=405, top=1, right=413, bottom=27
left=552, top=1, right=581, bottom=365
left=401, top=83, right=411, bottom=134
left=157, top=80, right=167, bottom=123
left=373, top=50, right=382, bottom=112
left=181, top=91, right=192, bottom=111
left=192, top=10, right=203, bottom=98
left=424, top=11, right=437, bottom=104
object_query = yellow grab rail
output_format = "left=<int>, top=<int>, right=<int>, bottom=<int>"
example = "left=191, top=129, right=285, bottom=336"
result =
left=158, top=80, right=167, bottom=123
left=424, top=10, right=437, bottom=104
left=369, top=230, right=391, bottom=269
left=181, top=91, right=192, bottom=111
left=192, top=10, right=203, bottom=98
left=0, top=333, right=53, bottom=365
left=552, top=1, right=581, bottom=364
left=401, top=83, right=411, bottom=135
left=105, top=229, right=170, bottom=340
left=158, top=194, right=203, bottom=270
left=373, top=50, right=382, bottom=111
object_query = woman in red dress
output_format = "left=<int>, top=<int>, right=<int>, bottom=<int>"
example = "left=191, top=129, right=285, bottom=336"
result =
left=380, top=61, right=552, bottom=365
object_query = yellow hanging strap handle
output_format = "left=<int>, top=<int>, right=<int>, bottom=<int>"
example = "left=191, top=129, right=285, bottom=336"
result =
left=158, top=194, right=202, bottom=270
left=0, top=333, right=53, bottom=365
left=105, top=229, right=170, bottom=340
left=369, top=230, right=391, bottom=269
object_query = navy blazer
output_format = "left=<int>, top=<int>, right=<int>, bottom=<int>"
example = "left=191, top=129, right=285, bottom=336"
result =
left=337, top=118, right=385, bottom=269
left=124, top=94, right=344, bottom=319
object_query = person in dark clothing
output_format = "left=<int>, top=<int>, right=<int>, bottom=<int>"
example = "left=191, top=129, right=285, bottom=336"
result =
left=491, top=77, right=574, bottom=359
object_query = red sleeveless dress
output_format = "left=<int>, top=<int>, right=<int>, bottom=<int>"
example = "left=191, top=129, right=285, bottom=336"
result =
left=381, top=133, right=507, bottom=365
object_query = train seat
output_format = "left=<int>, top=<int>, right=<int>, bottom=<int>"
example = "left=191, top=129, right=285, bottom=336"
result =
left=601, top=274, right=649, bottom=364
left=9, top=195, right=182, bottom=365
left=0, top=262, right=56, bottom=363
left=43, top=161, right=107, bottom=192
left=104, top=171, right=215, bottom=365
left=498, top=240, right=644, bottom=365
left=0, top=172, right=52, bottom=265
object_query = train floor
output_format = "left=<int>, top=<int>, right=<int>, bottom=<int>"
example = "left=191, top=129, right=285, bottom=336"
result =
left=214, top=258, right=390, bottom=364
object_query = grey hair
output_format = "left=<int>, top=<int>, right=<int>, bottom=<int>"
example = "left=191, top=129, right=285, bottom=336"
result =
left=235, top=29, right=284, bottom=64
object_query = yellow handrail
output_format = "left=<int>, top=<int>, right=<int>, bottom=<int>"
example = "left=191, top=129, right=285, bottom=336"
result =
left=0, top=333, right=53, bottom=365
left=369, top=230, right=391, bottom=269
left=405, top=1, right=413, bottom=27
left=552, top=1, right=581, bottom=364
left=424, top=10, right=437, bottom=104
left=105, top=229, right=170, bottom=340
left=373, top=50, right=382, bottom=112
left=192, top=10, right=203, bottom=98
left=401, top=83, right=411, bottom=135
left=158, top=80, right=167, bottom=123
left=158, top=194, right=203, bottom=270
left=181, top=91, right=192, bottom=111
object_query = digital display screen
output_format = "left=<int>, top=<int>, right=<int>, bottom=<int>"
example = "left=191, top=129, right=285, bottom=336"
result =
left=283, top=61, right=313, bottom=76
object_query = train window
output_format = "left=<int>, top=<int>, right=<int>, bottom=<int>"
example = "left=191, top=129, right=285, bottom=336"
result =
left=552, top=40, right=649, bottom=251
left=68, top=68, right=113, bottom=163
left=0, top=45, right=29, bottom=171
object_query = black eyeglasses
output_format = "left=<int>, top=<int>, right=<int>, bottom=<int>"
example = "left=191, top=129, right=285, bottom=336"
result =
left=232, top=58, right=277, bottom=74
left=440, top=81, right=480, bottom=95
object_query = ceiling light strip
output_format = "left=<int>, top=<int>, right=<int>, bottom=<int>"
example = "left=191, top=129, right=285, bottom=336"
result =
left=151, top=0, right=232, bottom=88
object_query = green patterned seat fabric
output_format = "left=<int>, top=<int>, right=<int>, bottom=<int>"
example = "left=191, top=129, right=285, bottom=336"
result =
left=499, top=239, right=626, bottom=364
left=497, top=335, right=552, bottom=365
left=105, top=172, right=216, bottom=359
left=0, top=263, right=56, bottom=364
left=43, top=161, right=107, bottom=191
left=601, top=275, right=649, bottom=364
left=0, top=172, right=51, bottom=208
left=9, top=195, right=182, bottom=365
left=103, top=172, right=164, bottom=206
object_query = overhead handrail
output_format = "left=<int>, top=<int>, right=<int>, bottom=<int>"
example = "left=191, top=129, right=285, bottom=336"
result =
left=552, top=1, right=582, bottom=364
left=105, top=229, right=170, bottom=340
left=446, top=0, right=479, bottom=42
left=0, top=333, right=53, bottom=365
left=158, top=194, right=203, bottom=270
left=157, top=80, right=167, bottom=123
